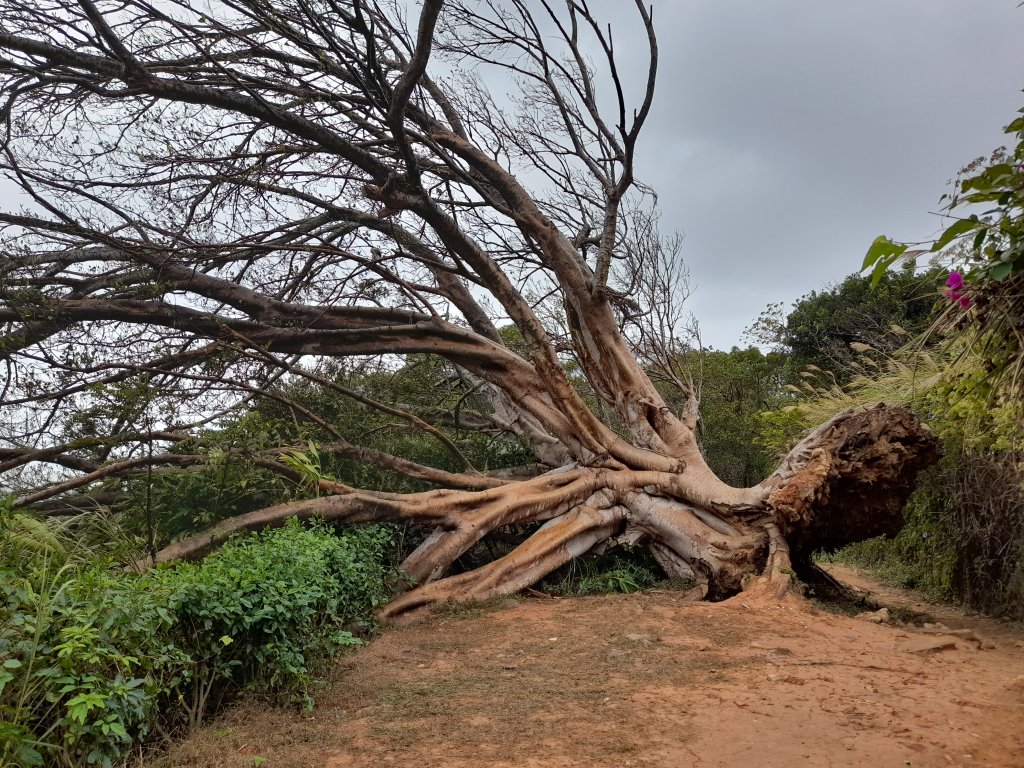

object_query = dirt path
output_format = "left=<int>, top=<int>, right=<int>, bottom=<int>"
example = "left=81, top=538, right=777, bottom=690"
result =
left=157, top=575, right=1024, bottom=768
left=819, top=562, right=1019, bottom=640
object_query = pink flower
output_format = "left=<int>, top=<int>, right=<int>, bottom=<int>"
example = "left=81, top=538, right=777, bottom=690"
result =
left=943, top=271, right=971, bottom=308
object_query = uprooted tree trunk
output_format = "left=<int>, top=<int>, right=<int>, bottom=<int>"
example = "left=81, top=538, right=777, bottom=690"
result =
left=149, top=404, right=938, bottom=619
left=0, top=0, right=939, bottom=621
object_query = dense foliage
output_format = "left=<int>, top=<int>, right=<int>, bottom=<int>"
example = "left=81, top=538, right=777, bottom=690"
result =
left=746, top=268, right=939, bottom=381
left=815, top=103, right=1024, bottom=618
left=656, top=347, right=785, bottom=487
left=0, top=516, right=392, bottom=767
left=761, top=303, right=1024, bottom=618
left=828, top=365, right=1024, bottom=617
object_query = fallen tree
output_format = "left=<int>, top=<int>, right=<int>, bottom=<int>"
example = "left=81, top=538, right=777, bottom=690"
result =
left=0, top=0, right=938, bottom=618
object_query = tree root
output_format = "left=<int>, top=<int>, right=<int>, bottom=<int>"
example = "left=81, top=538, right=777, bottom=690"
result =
left=138, top=404, right=938, bottom=621
left=381, top=504, right=627, bottom=620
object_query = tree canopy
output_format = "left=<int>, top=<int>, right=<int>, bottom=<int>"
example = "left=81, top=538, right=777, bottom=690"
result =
left=747, top=268, right=940, bottom=382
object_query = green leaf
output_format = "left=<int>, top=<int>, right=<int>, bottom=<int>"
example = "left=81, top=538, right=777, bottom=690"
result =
left=990, top=261, right=1014, bottom=281
left=862, top=236, right=908, bottom=270
left=869, top=253, right=895, bottom=286
left=66, top=692, right=105, bottom=723
left=972, top=228, right=987, bottom=251
left=931, top=216, right=980, bottom=252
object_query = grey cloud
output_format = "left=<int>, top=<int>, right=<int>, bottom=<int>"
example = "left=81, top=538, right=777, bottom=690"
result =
left=627, top=0, right=1023, bottom=346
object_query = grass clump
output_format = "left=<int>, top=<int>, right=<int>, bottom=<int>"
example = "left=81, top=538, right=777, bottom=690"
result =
left=544, top=551, right=660, bottom=597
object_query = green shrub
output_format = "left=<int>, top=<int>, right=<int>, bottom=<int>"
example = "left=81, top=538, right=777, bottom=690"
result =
left=1, top=563, right=188, bottom=767
left=154, top=520, right=392, bottom=719
left=0, top=516, right=392, bottom=767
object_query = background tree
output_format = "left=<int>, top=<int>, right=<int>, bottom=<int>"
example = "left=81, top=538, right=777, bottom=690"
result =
left=0, top=0, right=936, bottom=618
left=652, top=346, right=788, bottom=488
left=747, top=267, right=940, bottom=382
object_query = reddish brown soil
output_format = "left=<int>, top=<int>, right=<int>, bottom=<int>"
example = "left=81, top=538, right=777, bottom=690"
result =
left=154, top=573, right=1024, bottom=768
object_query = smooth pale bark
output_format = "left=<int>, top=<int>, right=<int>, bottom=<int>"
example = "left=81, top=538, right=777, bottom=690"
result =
left=144, top=403, right=938, bottom=619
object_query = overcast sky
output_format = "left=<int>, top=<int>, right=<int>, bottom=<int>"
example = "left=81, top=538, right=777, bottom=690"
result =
left=1, top=1, right=1020, bottom=350
left=626, top=0, right=1023, bottom=348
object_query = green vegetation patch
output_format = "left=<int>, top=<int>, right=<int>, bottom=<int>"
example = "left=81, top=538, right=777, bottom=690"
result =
left=0, top=515, right=393, bottom=767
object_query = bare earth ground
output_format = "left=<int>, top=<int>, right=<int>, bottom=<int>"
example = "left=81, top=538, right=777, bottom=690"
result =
left=156, top=570, right=1024, bottom=768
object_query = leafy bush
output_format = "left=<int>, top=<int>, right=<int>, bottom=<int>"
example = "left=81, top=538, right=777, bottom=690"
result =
left=0, top=516, right=392, bottom=767
left=155, top=520, right=392, bottom=717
